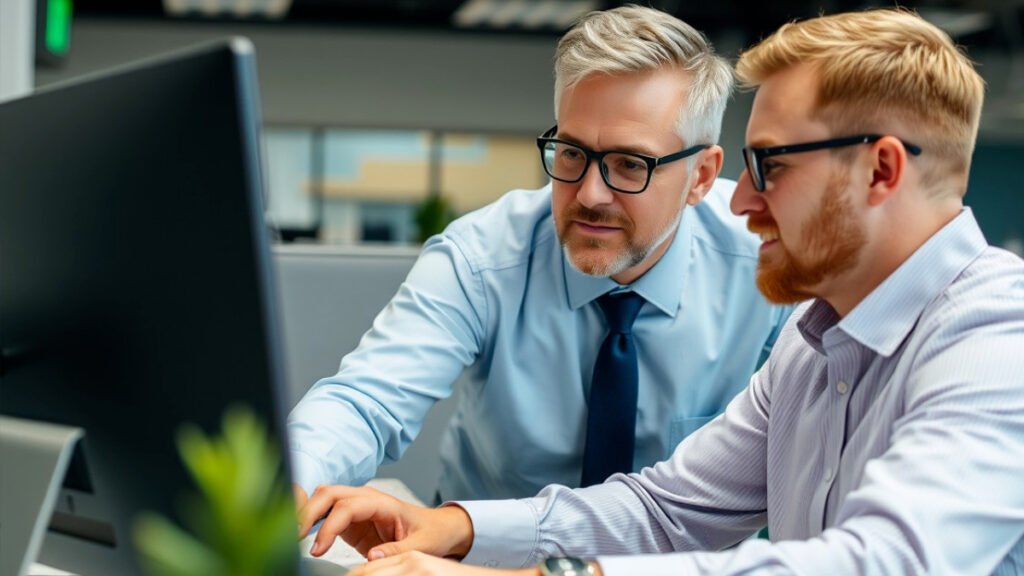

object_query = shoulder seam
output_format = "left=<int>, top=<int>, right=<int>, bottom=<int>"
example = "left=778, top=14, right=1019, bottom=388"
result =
left=447, top=220, right=559, bottom=275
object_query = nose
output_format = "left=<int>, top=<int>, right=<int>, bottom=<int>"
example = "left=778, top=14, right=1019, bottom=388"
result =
left=730, top=168, right=768, bottom=217
left=575, top=160, right=616, bottom=209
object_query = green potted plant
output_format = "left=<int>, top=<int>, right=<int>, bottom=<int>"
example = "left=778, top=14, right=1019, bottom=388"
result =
left=414, top=194, right=457, bottom=243
left=133, top=406, right=297, bottom=576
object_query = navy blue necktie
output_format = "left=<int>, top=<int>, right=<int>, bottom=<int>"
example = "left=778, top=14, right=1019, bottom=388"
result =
left=581, top=291, right=645, bottom=487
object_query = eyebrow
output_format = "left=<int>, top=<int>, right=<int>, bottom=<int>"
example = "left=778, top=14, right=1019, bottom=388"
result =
left=746, top=138, right=782, bottom=149
left=556, top=129, right=661, bottom=158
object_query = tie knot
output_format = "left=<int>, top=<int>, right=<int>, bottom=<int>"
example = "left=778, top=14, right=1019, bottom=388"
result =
left=597, top=291, right=644, bottom=334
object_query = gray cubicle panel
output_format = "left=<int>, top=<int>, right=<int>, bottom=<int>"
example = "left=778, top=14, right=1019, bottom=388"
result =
left=272, top=244, right=460, bottom=503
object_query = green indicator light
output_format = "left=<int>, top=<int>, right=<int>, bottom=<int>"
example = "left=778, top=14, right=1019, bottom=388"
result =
left=45, top=0, right=72, bottom=56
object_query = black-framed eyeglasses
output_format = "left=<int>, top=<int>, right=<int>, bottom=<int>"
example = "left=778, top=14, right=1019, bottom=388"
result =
left=536, top=125, right=709, bottom=194
left=742, top=134, right=923, bottom=192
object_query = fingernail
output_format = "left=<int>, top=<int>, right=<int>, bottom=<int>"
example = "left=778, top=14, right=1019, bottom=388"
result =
left=368, top=550, right=384, bottom=561
left=311, top=542, right=321, bottom=556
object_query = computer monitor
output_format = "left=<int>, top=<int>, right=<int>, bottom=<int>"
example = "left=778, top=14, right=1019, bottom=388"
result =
left=0, top=39, right=300, bottom=575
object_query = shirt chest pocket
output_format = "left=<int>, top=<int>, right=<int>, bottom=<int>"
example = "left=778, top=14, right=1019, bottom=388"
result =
left=668, top=415, right=716, bottom=454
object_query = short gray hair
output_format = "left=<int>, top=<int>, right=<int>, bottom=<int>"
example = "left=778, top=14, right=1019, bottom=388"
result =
left=554, top=4, right=733, bottom=145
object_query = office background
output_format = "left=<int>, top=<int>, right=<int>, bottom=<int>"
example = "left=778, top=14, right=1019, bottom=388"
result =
left=15, top=0, right=1024, bottom=251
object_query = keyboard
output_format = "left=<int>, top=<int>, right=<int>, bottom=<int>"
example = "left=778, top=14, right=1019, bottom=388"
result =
left=300, top=555, right=351, bottom=576
left=30, top=479, right=423, bottom=576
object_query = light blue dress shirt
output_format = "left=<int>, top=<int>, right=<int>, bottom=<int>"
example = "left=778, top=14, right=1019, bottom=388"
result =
left=288, top=179, right=790, bottom=501
left=460, top=208, right=1024, bottom=575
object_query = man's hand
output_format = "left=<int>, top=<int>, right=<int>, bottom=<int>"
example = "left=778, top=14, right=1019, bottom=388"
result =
left=293, top=483, right=309, bottom=514
left=296, top=484, right=475, bottom=561
left=348, top=551, right=539, bottom=576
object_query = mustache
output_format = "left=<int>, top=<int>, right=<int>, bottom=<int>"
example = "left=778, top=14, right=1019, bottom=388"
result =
left=747, top=215, right=778, bottom=235
left=566, top=203, right=630, bottom=228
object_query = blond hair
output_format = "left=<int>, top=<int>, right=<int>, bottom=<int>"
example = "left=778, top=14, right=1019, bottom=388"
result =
left=736, top=9, right=985, bottom=192
left=554, top=5, right=733, bottom=145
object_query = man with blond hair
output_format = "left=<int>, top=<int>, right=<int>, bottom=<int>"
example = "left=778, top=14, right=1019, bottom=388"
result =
left=298, top=8, right=1024, bottom=576
left=290, top=4, right=789, bottom=512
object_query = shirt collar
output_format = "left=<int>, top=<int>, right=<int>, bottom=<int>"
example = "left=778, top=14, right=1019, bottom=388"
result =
left=563, top=207, right=694, bottom=317
left=798, top=208, right=988, bottom=356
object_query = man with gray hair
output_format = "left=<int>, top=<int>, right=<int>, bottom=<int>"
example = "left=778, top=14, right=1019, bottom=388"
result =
left=290, top=4, right=788, bottom=516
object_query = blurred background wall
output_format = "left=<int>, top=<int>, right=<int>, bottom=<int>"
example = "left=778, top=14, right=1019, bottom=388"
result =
left=18, top=1, right=1024, bottom=249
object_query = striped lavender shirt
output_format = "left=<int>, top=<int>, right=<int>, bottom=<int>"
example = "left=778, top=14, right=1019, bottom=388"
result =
left=460, top=208, right=1024, bottom=575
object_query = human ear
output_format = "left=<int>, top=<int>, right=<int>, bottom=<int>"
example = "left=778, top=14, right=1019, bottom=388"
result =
left=866, top=136, right=908, bottom=207
left=686, top=145, right=724, bottom=206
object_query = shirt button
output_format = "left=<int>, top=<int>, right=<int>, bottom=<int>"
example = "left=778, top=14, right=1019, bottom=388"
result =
left=825, top=467, right=834, bottom=482
left=836, top=381, right=849, bottom=395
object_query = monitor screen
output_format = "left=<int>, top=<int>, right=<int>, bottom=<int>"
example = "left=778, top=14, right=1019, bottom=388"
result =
left=0, top=38, right=296, bottom=575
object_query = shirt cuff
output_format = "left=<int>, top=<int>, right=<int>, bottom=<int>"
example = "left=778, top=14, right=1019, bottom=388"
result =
left=454, top=499, right=538, bottom=568
left=290, top=450, right=327, bottom=498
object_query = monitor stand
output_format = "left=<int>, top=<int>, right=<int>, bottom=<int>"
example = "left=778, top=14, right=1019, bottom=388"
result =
left=0, top=416, right=83, bottom=576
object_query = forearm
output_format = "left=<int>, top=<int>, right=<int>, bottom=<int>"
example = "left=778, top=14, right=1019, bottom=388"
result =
left=593, top=510, right=954, bottom=576
left=456, top=480, right=677, bottom=569
left=288, top=392, right=395, bottom=493
left=288, top=240, right=485, bottom=493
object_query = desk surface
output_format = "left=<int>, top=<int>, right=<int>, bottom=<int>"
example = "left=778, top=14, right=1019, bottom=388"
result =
left=32, top=478, right=423, bottom=575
